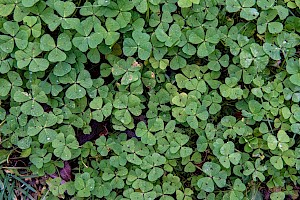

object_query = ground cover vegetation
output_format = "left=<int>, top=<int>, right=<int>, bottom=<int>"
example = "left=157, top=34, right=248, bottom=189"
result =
left=0, top=0, right=300, bottom=199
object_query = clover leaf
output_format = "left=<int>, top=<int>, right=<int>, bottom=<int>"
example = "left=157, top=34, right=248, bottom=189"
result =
left=226, top=0, right=259, bottom=20
left=22, top=0, right=39, bottom=7
left=239, top=43, right=269, bottom=70
left=270, top=150, right=296, bottom=170
left=15, top=42, right=49, bottom=72
left=267, top=130, right=290, bottom=152
left=219, top=77, right=243, bottom=100
left=178, top=0, right=200, bottom=8
left=188, top=27, right=220, bottom=58
left=225, top=34, right=250, bottom=56
left=286, top=58, right=300, bottom=86
left=168, top=133, right=193, bottom=158
left=0, top=71, right=22, bottom=97
left=54, top=1, right=76, bottom=18
left=90, top=97, right=112, bottom=122
left=13, top=86, right=47, bottom=117
left=155, top=24, right=182, bottom=47
left=270, top=192, right=285, bottom=200
left=0, top=21, right=28, bottom=53
left=263, top=42, right=281, bottom=60
left=113, top=93, right=142, bottom=125
left=1, top=0, right=300, bottom=199
left=123, top=31, right=152, bottom=60
left=95, top=136, right=115, bottom=156
left=197, top=162, right=227, bottom=192
left=75, top=172, right=95, bottom=197
left=175, top=71, right=207, bottom=94
left=136, top=118, right=164, bottom=145
left=40, top=33, right=72, bottom=62
left=29, top=148, right=52, bottom=169
left=40, top=1, right=79, bottom=31
left=219, top=141, right=241, bottom=168
left=245, top=99, right=266, bottom=121
left=207, top=50, right=229, bottom=71
left=0, top=1, right=16, bottom=17
left=23, top=16, right=42, bottom=38
left=52, top=132, right=79, bottom=161
left=65, top=69, right=93, bottom=99
left=243, top=159, right=267, bottom=181
left=112, top=57, right=142, bottom=86
left=73, top=18, right=106, bottom=52
left=102, top=166, right=128, bottom=189
left=184, top=102, right=209, bottom=129
left=141, top=153, right=166, bottom=181
left=27, top=112, right=58, bottom=144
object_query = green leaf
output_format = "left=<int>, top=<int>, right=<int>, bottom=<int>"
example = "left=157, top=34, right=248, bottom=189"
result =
left=116, top=12, right=131, bottom=28
left=66, top=84, right=86, bottom=99
left=21, top=101, right=44, bottom=116
left=0, top=36, right=14, bottom=53
left=248, top=100, right=262, bottom=113
left=240, top=8, right=259, bottom=20
left=197, top=42, right=215, bottom=58
left=202, top=162, right=220, bottom=176
left=290, top=73, right=300, bottom=86
left=121, top=72, right=139, bottom=85
left=229, top=153, right=241, bottom=165
left=54, top=1, right=76, bottom=17
left=114, top=109, right=132, bottom=125
left=138, top=42, right=152, bottom=60
left=0, top=3, right=15, bottom=17
left=233, top=179, right=246, bottom=191
left=0, top=78, right=11, bottom=97
left=3, top=21, right=19, bottom=36
left=57, top=33, right=72, bottom=51
left=30, top=58, right=49, bottom=72
left=40, top=34, right=56, bottom=51
left=180, top=147, right=193, bottom=157
left=268, top=22, right=283, bottom=34
left=78, top=70, right=93, bottom=88
left=263, top=43, right=281, bottom=60
left=172, top=93, right=187, bottom=107
left=39, top=129, right=57, bottom=144
left=17, top=136, right=32, bottom=149
left=183, top=43, right=197, bottom=56
left=106, top=18, right=120, bottom=32
left=267, top=135, right=278, bottom=150
left=221, top=116, right=236, bottom=127
left=127, top=154, right=142, bottom=165
left=148, top=167, right=164, bottom=181
left=282, top=150, right=295, bottom=166
left=54, top=146, right=72, bottom=160
left=48, top=48, right=67, bottom=62
left=90, top=97, right=103, bottom=109
left=197, top=177, right=214, bottom=192
left=270, top=192, right=285, bottom=200
left=277, top=130, right=290, bottom=143
left=226, top=0, right=241, bottom=12
left=53, top=62, right=71, bottom=76
left=178, top=0, right=200, bottom=8
left=270, top=156, right=283, bottom=169
left=8, top=71, right=22, bottom=86
left=95, top=136, right=109, bottom=156
left=189, top=27, right=205, bottom=44
left=22, top=0, right=39, bottom=7
left=123, top=38, right=137, bottom=57
left=186, top=116, right=198, bottom=129
left=14, top=91, right=31, bottom=102
left=170, top=55, right=186, bottom=70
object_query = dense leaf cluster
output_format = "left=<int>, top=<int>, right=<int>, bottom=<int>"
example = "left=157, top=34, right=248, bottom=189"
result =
left=0, top=0, right=299, bottom=199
